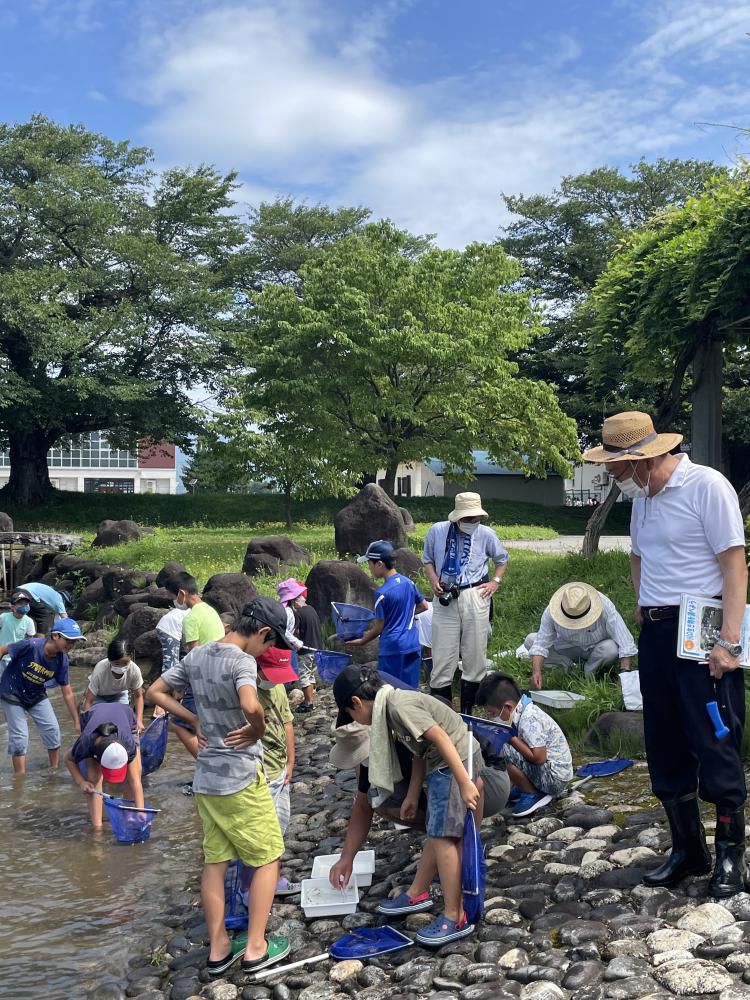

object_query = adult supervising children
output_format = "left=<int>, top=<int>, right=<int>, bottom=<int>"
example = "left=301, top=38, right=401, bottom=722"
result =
left=0, top=594, right=36, bottom=665
left=0, top=618, right=84, bottom=773
left=422, top=492, right=509, bottom=713
left=347, top=540, right=429, bottom=688
left=584, top=411, right=748, bottom=897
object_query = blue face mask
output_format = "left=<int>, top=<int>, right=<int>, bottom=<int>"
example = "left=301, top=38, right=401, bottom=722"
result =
left=14, top=605, right=30, bottom=616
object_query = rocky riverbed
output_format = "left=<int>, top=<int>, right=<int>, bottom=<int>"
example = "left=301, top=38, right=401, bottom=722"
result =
left=104, top=693, right=750, bottom=1000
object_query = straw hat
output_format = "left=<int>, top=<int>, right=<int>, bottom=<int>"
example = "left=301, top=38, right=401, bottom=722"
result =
left=448, top=492, right=488, bottom=523
left=582, top=411, right=682, bottom=464
left=329, top=720, right=370, bottom=770
left=549, top=582, right=603, bottom=631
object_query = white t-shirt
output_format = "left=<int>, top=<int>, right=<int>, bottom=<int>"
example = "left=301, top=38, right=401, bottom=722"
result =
left=155, top=607, right=188, bottom=640
left=87, top=658, right=144, bottom=697
left=630, top=455, right=745, bottom=606
left=416, top=602, right=433, bottom=648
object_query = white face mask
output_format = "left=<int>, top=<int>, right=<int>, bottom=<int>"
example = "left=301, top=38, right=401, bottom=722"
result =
left=459, top=521, right=479, bottom=535
left=258, top=678, right=276, bottom=690
left=617, top=463, right=650, bottom=500
left=173, top=599, right=189, bottom=611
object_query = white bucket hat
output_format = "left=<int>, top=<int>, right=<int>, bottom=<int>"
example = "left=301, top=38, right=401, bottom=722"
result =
left=549, top=582, right=603, bottom=631
left=448, top=492, right=488, bottom=523
left=329, top=720, right=370, bottom=770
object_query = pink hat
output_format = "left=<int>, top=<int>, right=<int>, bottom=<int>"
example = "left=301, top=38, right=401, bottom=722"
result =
left=276, top=578, right=307, bottom=605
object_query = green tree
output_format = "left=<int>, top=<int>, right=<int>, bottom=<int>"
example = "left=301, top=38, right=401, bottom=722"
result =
left=180, top=434, right=257, bottom=494
left=500, top=158, right=724, bottom=443
left=0, top=116, right=245, bottom=505
left=231, top=220, right=579, bottom=497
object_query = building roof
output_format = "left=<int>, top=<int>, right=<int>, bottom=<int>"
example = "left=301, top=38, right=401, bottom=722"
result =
left=425, top=451, right=560, bottom=478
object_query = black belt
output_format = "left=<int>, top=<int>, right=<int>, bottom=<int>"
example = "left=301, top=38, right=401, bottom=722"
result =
left=457, top=578, right=489, bottom=591
left=641, top=605, right=679, bottom=622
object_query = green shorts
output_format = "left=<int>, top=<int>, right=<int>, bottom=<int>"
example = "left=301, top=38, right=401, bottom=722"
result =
left=195, top=771, right=284, bottom=867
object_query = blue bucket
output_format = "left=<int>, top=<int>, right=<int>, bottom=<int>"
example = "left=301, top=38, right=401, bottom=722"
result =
left=314, top=650, right=352, bottom=683
left=331, top=602, right=375, bottom=640
left=140, top=715, right=169, bottom=777
left=103, top=797, right=159, bottom=845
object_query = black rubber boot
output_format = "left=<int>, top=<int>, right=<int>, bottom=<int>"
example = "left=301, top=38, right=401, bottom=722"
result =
left=709, top=807, right=748, bottom=898
left=643, top=794, right=711, bottom=888
left=430, top=685, right=454, bottom=706
left=460, top=680, right=480, bottom=716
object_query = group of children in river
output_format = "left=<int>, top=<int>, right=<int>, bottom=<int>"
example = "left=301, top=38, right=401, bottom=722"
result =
left=0, top=545, right=572, bottom=976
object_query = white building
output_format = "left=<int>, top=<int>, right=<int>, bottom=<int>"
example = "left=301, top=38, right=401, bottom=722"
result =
left=0, top=432, right=177, bottom=495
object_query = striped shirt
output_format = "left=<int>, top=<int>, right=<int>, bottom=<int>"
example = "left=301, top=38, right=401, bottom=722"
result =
left=529, top=592, right=637, bottom=659
left=422, top=521, right=509, bottom=587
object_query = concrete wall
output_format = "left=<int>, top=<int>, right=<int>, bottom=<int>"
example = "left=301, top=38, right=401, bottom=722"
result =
left=442, top=474, right=565, bottom=506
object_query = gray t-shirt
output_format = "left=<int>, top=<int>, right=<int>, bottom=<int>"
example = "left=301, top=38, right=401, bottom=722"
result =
left=161, top=641, right=263, bottom=796
left=386, top=690, right=480, bottom=773
left=513, top=701, right=574, bottom=783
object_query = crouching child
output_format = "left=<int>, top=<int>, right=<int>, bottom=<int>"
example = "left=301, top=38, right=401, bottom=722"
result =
left=476, top=672, right=573, bottom=818
left=333, top=665, right=481, bottom=946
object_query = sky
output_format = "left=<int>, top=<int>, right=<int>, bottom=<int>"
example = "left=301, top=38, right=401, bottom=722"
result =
left=1, top=0, right=749, bottom=248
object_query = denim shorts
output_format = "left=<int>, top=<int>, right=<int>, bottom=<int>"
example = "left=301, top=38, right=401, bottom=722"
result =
left=2, top=696, right=61, bottom=757
left=171, top=686, right=196, bottom=731
left=425, top=751, right=482, bottom=839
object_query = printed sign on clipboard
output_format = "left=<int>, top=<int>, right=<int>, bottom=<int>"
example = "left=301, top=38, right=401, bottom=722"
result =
left=677, top=594, right=750, bottom=668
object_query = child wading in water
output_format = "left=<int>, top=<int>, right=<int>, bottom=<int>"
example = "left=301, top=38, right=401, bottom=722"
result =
left=333, top=664, right=482, bottom=946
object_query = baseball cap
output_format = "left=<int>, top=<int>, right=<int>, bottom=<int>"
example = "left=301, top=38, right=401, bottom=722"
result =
left=50, top=618, right=86, bottom=642
left=257, top=646, right=298, bottom=684
left=241, top=596, right=291, bottom=649
left=332, top=664, right=412, bottom=727
left=100, top=741, right=129, bottom=783
left=329, top=720, right=370, bottom=769
left=356, top=539, right=395, bottom=564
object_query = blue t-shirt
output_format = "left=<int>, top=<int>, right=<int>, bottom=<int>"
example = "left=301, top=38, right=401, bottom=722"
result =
left=374, top=574, right=425, bottom=655
left=0, top=637, right=70, bottom=708
left=17, top=583, right=67, bottom=615
left=71, top=702, right=138, bottom=763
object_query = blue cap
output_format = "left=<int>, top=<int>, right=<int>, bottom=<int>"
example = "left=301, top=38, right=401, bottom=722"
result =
left=356, top=539, right=395, bottom=563
left=51, top=618, right=86, bottom=641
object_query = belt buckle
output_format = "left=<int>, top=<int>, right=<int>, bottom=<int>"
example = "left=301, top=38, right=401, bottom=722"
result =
left=644, top=608, right=657, bottom=622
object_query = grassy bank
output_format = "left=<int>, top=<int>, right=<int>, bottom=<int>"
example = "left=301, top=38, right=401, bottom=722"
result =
left=3, top=489, right=632, bottom=535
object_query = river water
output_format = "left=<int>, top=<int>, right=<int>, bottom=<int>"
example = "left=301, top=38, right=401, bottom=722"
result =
left=0, top=668, right=203, bottom=1000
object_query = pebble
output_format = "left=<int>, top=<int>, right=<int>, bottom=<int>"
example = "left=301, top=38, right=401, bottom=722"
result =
left=202, top=984, right=240, bottom=1000
left=499, top=949, right=531, bottom=970
left=609, top=847, right=658, bottom=867
left=519, top=983, right=565, bottom=1000
left=328, top=961, right=362, bottom=983
left=562, top=962, right=604, bottom=989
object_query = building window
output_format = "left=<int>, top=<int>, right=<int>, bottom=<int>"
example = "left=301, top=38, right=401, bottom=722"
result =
left=396, top=475, right=412, bottom=497
left=49, top=432, right=138, bottom=468
left=84, top=478, right=135, bottom=494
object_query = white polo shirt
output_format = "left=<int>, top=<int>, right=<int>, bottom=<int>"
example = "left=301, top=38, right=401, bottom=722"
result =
left=630, top=455, right=745, bottom=606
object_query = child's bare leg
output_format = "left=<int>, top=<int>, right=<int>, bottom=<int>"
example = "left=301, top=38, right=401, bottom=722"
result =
left=405, top=838, right=437, bottom=896
left=202, top=861, right=232, bottom=961
left=432, top=836, right=463, bottom=922
left=12, top=754, right=26, bottom=775
left=245, top=859, right=279, bottom=961
left=47, top=747, right=60, bottom=769
left=506, top=762, right=536, bottom=794
left=87, top=760, right=104, bottom=828
left=302, top=684, right=315, bottom=706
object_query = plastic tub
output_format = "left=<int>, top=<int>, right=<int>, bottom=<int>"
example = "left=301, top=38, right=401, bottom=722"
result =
left=314, top=650, right=352, bottom=683
left=312, top=849, right=375, bottom=887
left=103, top=797, right=159, bottom=845
left=301, top=877, right=359, bottom=918
left=529, top=690, right=585, bottom=710
left=331, top=603, right=375, bottom=640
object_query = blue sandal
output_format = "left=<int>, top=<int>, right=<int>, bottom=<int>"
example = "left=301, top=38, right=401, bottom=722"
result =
left=415, top=912, right=475, bottom=946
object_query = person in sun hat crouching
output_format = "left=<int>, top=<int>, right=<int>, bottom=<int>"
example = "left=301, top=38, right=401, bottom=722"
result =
left=584, top=410, right=748, bottom=898
left=524, top=581, right=637, bottom=689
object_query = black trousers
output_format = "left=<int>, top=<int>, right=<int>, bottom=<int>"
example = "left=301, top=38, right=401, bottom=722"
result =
left=639, top=617, right=747, bottom=810
left=27, top=598, right=53, bottom=635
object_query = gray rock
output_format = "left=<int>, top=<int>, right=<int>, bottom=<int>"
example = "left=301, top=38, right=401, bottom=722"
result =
left=242, top=536, right=311, bottom=576
left=586, top=712, right=644, bottom=751
left=519, top=985, right=565, bottom=1000
left=559, top=921, right=611, bottom=946
left=603, top=958, right=652, bottom=981
left=201, top=983, right=240, bottom=1000
left=334, top=484, right=407, bottom=556
left=718, top=987, right=750, bottom=1000
left=464, top=964, right=506, bottom=984
left=202, top=572, right=258, bottom=616
left=305, top=560, right=376, bottom=624
left=92, top=518, right=146, bottom=548
left=654, top=958, right=733, bottom=995
left=677, top=902, right=736, bottom=937
left=604, top=977, right=657, bottom=1000
left=647, top=928, right=705, bottom=954
left=392, top=547, right=422, bottom=578
left=562, top=963, right=604, bottom=990
left=440, top=955, right=472, bottom=979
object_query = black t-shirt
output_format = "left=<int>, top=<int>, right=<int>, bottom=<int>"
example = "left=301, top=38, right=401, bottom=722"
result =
left=295, top=604, right=323, bottom=648
left=358, top=740, right=414, bottom=794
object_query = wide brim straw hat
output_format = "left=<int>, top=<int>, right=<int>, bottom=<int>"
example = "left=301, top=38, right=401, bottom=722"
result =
left=329, top=720, right=370, bottom=770
left=582, top=411, right=682, bottom=464
left=549, top=582, right=603, bottom=631
left=448, top=492, right=488, bottom=523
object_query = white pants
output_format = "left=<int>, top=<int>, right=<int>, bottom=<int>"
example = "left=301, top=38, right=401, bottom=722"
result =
left=524, top=633, right=619, bottom=676
left=431, top=586, right=491, bottom=687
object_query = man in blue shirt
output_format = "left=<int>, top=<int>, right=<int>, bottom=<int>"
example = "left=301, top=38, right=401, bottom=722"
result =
left=15, top=583, right=72, bottom=636
left=347, top=540, right=429, bottom=688
left=0, top=618, right=84, bottom=773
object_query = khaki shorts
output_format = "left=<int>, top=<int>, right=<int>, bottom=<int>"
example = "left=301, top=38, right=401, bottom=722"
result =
left=195, top=771, right=284, bottom=867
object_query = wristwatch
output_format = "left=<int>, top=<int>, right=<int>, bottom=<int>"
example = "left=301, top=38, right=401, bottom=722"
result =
left=715, top=638, right=743, bottom=658
left=492, top=575, right=502, bottom=585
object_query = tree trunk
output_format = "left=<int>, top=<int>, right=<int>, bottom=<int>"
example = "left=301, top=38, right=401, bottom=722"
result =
left=691, top=335, right=723, bottom=471
left=581, top=480, right=621, bottom=557
left=1, top=430, right=54, bottom=506
left=381, top=462, right=398, bottom=499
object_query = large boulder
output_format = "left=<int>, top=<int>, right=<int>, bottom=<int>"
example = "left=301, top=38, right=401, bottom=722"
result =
left=334, top=484, right=407, bottom=556
left=101, top=568, right=154, bottom=601
left=75, top=577, right=107, bottom=616
left=116, top=606, right=166, bottom=647
left=155, top=561, right=189, bottom=588
left=52, top=554, right=108, bottom=582
left=399, top=507, right=415, bottom=532
left=242, top=536, right=310, bottom=576
left=587, top=711, right=645, bottom=752
left=393, top=547, right=423, bottom=579
left=0, top=512, right=13, bottom=531
left=133, top=629, right=163, bottom=675
left=202, top=573, right=258, bottom=617
left=14, top=545, right=56, bottom=586
left=305, top=560, right=376, bottom=625
left=146, top=587, right=178, bottom=609
left=92, top=519, right=151, bottom=548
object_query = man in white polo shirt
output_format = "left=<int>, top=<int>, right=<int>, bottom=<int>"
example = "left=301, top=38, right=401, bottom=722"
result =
left=585, top=411, right=748, bottom=897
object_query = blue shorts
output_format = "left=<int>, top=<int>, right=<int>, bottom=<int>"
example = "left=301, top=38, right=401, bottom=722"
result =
left=378, top=649, right=421, bottom=689
left=172, top=686, right=196, bottom=732
left=424, top=750, right=483, bottom=840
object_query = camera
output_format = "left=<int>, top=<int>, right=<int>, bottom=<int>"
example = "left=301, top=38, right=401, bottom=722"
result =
left=438, top=585, right=460, bottom=607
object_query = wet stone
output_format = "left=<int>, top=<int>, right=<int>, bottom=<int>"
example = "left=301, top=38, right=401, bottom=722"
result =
left=463, top=964, right=505, bottom=984
left=562, top=962, right=604, bottom=990
left=654, top=958, right=733, bottom=995
left=559, top=921, right=611, bottom=946
left=570, top=987, right=607, bottom=1000
left=169, top=977, right=203, bottom=1000
left=498, top=948, right=530, bottom=970
left=440, top=955, right=472, bottom=980
left=603, top=957, right=652, bottom=980
left=604, top=976, right=657, bottom=999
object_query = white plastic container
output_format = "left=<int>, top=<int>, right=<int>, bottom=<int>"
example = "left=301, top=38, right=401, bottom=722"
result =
left=311, top=849, right=375, bottom=887
left=301, top=877, right=359, bottom=918
left=530, top=690, right=585, bottom=710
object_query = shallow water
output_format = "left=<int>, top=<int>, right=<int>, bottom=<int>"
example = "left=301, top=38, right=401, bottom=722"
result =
left=0, top=668, right=203, bottom=1000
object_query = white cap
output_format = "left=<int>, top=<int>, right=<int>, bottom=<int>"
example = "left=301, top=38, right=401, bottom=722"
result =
left=100, top=742, right=128, bottom=769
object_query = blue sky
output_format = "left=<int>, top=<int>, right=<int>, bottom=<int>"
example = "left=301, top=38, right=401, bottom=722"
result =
left=2, top=0, right=749, bottom=247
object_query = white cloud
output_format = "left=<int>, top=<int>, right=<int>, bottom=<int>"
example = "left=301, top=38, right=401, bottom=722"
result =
left=633, top=0, right=750, bottom=68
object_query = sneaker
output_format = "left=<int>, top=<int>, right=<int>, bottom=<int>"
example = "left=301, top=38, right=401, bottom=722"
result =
left=275, top=877, right=302, bottom=896
left=294, top=703, right=315, bottom=714
left=377, top=890, right=433, bottom=915
left=507, top=785, right=522, bottom=805
left=240, top=935, right=290, bottom=974
left=512, top=791, right=552, bottom=818
left=181, top=782, right=194, bottom=797
left=416, top=912, right=475, bottom=946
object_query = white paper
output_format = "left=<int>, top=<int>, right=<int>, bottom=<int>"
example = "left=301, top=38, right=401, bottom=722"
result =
left=677, top=594, right=750, bottom=667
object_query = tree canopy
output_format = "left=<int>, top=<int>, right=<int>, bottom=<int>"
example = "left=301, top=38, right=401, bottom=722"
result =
left=0, top=116, right=245, bottom=504
left=231, top=219, right=579, bottom=496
